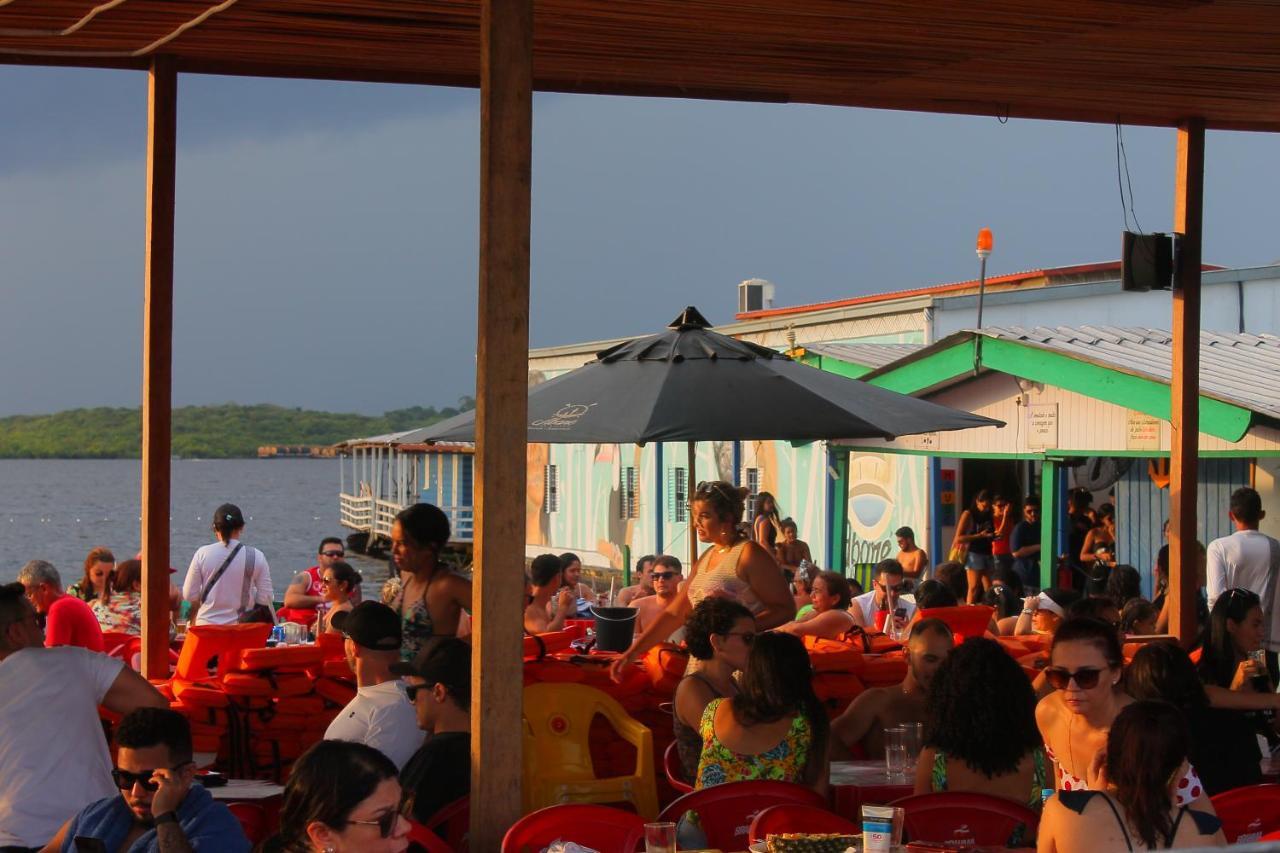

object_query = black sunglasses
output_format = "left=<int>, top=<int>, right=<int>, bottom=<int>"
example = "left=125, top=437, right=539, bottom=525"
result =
left=405, top=683, right=430, bottom=702
left=321, top=550, right=345, bottom=558
left=111, top=764, right=188, bottom=791
left=653, top=571, right=680, bottom=581
left=1044, top=666, right=1104, bottom=691
left=347, top=808, right=398, bottom=838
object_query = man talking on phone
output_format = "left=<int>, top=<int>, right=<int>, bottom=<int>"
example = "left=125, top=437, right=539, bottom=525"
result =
left=39, top=708, right=247, bottom=852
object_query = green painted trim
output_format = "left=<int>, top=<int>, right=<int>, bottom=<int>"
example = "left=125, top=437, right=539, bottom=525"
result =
left=866, top=341, right=976, bottom=395
left=829, top=450, right=850, bottom=575
left=800, top=352, right=871, bottom=379
left=1040, top=461, right=1059, bottom=590
left=979, top=338, right=1251, bottom=443
left=1045, top=450, right=1273, bottom=459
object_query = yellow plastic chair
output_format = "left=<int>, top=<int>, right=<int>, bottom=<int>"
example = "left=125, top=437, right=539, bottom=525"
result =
left=521, top=682, right=659, bottom=819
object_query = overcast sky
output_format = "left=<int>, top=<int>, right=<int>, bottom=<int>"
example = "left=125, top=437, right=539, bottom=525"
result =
left=1, top=66, right=1277, bottom=417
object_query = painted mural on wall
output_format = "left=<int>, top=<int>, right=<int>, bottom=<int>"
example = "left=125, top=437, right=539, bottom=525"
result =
left=846, top=451, right=928, bottom=566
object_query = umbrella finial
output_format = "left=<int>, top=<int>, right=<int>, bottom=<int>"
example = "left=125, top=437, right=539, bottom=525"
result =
left=668, top=306, right=712, bottom=330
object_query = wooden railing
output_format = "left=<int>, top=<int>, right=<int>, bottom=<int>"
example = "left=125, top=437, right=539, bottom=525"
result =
left=339, top=492, right=374, bottom=532
left=340, top=492, right=473, bottom=544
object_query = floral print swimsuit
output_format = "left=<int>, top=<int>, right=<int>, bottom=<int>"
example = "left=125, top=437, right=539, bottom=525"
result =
left=694, top=697, right=812, bottom=788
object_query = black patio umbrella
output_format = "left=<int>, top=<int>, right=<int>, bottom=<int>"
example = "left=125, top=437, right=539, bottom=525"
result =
left=410, top=307, right=1002, bottom=563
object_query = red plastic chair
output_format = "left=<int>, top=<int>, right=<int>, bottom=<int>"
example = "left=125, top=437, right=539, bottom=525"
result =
left=423, top=796, right=470, bottom=849
left=890, top=792, right=1039, bottom=847
left=227, top=801, right=267, bottom=844
left=501, top=804, right=645, bottom=853
left=915, top=605, right=995, bottom=642
left=406, top=819, right=453, bottom=853
left=749, top=803, right=860, bottom=843
left=1210, top=783, right=1280, bottom=843
left=657, top=781, right=827, bottom=851
left=1263, top=828, right=1280, bottom=841
left=662, top=740, right=693, bottom=794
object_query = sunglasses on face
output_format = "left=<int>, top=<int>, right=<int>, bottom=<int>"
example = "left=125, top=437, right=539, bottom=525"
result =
left=321, top=551, right=345, bottom=558
left=347, top=808, right=398, bottom=838
left=405, top=682, right=431, bottom=702
left=1044, top=666, right=1105, bottom=691
left=876, top=581, right=905, bottom=594
left=653, top=571, right=680, bottom=581
left=111, top=765, right=187, bottom=791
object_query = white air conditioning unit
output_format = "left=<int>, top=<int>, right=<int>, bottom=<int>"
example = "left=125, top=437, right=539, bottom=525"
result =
left=738, top=278, right=776, bottom=314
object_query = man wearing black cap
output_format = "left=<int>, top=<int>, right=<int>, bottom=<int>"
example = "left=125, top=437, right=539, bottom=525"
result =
left=181, top=503, right=274, bottom=626
left=393, top=638, right=472, bottom=824
left=324, top=601, right=424, bottom=769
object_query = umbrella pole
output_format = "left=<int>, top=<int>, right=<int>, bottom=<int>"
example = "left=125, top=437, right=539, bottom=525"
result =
left=688, top=440, right=697, bottom=568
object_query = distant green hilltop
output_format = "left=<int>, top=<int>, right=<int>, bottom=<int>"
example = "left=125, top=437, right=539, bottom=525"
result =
left=0, top=401, right=474, bottom=459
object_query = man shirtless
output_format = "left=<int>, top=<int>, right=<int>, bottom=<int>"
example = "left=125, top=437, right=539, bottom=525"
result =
left=630, top=555, right=683, bottom=638
left=831, top=618, right=953, bottom=758
left=523, top=554, right=576, bottom=635
left=894, top=526, right=929, bottom=580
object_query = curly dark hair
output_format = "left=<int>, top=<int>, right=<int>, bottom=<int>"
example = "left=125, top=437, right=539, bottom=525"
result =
left=683, top=596, right=754, bottom=661
left=924, top=637, right=1040, bottom=778
left=1106, top=564, right=1142, bottom=606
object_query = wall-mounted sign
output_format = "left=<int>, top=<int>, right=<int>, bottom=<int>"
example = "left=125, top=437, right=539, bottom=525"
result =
left=1027, top=403, right=1058, bottom=450
left=914, top=432, right=938, bottom=450
left=939, top=467, right=956, bottom=526
left=1126, top=411, right=1162, bottom=451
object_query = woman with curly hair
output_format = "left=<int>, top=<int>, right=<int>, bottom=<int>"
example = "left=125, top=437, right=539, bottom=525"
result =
left=672, top=597, right=755, bottom=780
left=915, top=637, right=1047, bottom=821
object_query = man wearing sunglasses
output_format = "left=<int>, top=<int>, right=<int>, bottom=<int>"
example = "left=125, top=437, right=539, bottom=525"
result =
left=39, top=708, right=248, bottom=852
left=393, top=638, right=472, bottom=826
left=279, top=536, right=360, bottom=626
left=849, top=559, right=917, bottom=632
left=630, top=555, right=684, bottom=639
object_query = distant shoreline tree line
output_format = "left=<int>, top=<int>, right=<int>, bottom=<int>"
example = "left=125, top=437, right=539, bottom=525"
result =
left=0, top=399, right=475, bottom=459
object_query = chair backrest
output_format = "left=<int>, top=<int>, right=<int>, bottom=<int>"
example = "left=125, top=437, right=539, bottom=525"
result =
left=915, top=605, right=995, bottom=642
left=501, top=804, right=645, bottom=853
left=749, top=802, right=860, bottom=843
left=522, top=682, right=635, bottom=778
left=406, top=819, right=454, bottom=853
left=174, top=623, right=272, bottom=680
left=226, top=801, right=267, bottom=844
left=1210, top=783, right=1280, bottom=843
left=891, top=791, right=1039, bottom=847
left=662, top=740, right=693, bottom=794
left=657, top=781, right=827, bottom=850
left=424, top=795, right=470, bottom=848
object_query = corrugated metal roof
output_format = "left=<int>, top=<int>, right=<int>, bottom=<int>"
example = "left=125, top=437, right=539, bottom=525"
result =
left=804, top=342, right=924, bottom=369
left=980, top=325, right=1280, bottom=420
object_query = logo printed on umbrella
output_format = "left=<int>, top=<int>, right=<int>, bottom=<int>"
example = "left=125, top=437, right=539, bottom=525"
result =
left=531, top=403, right=597, bottom=430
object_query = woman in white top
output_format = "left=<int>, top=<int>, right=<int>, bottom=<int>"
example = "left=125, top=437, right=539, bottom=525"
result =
left=610, top=480, right=794, bottom=681
left=181, top=503, right=274, bottom=626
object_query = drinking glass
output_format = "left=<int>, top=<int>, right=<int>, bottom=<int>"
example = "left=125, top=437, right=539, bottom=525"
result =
left=901, top=721, right=924, bottom=773
left=643, top=821, right=677, bottom=853
left=884, top=725, right=908, bottom=781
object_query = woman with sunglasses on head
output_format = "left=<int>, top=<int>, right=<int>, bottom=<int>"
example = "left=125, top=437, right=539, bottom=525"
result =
left=610, top=481, right=794, bottom=681
left=776, top=571, right=856, bottom=641
left=259, top=740, right=409, bottom=853
left=1196, top=587, right=1280, bottom=725
left=1038, top=701, right=1225, bottom=852
left=1036, top=618, right=1207, bottom=808
left=318, top=561, right=363, bottom=634
left=673, top=597, right=756, bottom=781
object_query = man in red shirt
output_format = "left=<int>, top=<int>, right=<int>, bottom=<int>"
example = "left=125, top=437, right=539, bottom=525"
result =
left=18, top=559, right=104, bottom=652
left=279, top=536, right=359, bottom=626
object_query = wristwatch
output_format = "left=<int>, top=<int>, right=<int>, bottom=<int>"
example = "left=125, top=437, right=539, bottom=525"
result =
left=154, top=811, right=179, bottom=826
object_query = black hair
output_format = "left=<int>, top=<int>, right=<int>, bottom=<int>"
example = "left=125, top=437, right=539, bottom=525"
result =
left=684, top=596, right=755, bottom=661
left=318, top=537, right=344, bottom=554
left=1106, top=564, right=1142, bottom=606
left=895, top=526, right=915, bottom=540
left=394, top=503, right=451, bottom=549
left=914, top=579, right=957, bottom=610
left=529, top=554, right=564, bottom=587
left=691, top=481, right=749, bottom=523
left=971, top=489, right=991, bottom=509
left=753, top=491, right=781, bottom=521
left=991, top=565, right=1024, bottom=599
left=1121, top=598, right=1158, bottom=634
left=1023, top=494, right=1041, bottom=509
left=271, top=740, right=399, bottom=850
left=924, top=637, right=1040, bottom=778
left=1096, top=502, right=1115, bottom=522
left=814, top=571, right=853, bottom=610
left=1230, top=486, right=1263, bottom=525
left=875, top=558, right=904, bottom=580
left=1066, top=595, right=1120, bottom=625
left=779, top=517, right=799, bottom=533
left=415, top=637, right=472, bottom=711
left=325, top=561, right=363, bottom=596
left=982, top=584, right=1020, bottom=619
left=558, top=552, right=581, bottom=569
left=1051, top=616, right=1123, bottom=668
left=933, top=561, right=969, bottom=603
left=0, top=583, right=31, bottom=650
left=1127, top=642, right=1209, bottom=711
left=732, top=632, right=829, bottom=787
left=1084, top=564, right=1111, bottom=598
left=1107, top=701, right=1191, bottom=849
left=653, top=554, right=682, bottom=573
left=1198, top=587, right=1262, bottom=689
left=115, top=707, right=192, bottom=764
left=635, top=554, right=656, bottom=574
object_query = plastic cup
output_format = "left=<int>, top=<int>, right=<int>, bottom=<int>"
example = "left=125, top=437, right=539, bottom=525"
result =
left=643, top=821, right=676, bottom=853
left=901, top=721, right=923, bottom=773
left=884, top=725, right=908, bottom=780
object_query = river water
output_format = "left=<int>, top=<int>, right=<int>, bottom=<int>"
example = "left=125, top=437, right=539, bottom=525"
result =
left=0, top=458, right=394, bottom=593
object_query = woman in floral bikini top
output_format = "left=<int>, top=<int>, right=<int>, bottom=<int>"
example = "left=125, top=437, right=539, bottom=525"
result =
left=389, top=503, right=473, bottom=663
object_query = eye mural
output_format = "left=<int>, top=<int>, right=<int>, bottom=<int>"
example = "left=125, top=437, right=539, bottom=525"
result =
left=845, top=452, right=924, bottom=565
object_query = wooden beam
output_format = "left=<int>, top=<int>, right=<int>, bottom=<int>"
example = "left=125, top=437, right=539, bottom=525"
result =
left=1169, top=119, right=1205, bottom=644
left=470, top=0, right=532, bottom=846
left=140, top=57, right=176, bottom=681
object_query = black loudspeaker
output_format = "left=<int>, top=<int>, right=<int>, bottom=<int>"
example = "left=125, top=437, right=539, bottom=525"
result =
left=1121, top=231, right=1174, bottom=292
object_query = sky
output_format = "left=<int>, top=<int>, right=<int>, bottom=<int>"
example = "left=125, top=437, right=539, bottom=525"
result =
left=1, top=66, right=1278, bottom=418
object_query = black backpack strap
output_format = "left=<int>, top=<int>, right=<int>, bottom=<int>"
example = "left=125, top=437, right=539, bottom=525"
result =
left=199, top=543, right=243, bottom=602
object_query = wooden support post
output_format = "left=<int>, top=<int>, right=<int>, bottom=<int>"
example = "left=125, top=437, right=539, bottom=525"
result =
left=1040, top=460, right=1059, bottom=591
left=471, top=0, right=532, bottom=846
left=141, top=57, right=176, bottom=680
left=1170, top=119, right=1205, bottom=644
